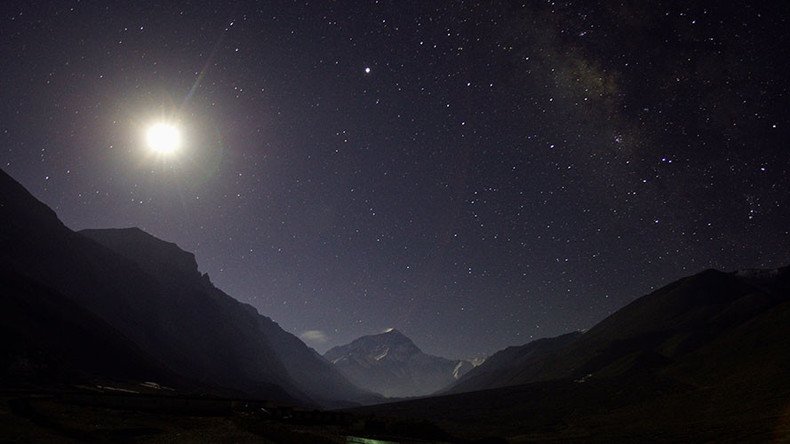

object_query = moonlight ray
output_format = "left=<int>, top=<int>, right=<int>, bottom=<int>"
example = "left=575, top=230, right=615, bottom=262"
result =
left=183, top=22, right=231, bottom=108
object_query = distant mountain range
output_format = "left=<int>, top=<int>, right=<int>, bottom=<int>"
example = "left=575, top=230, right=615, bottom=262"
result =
left=3, top=164, right=790, bottom=440
left=324, top=329, right=477, bottom=397
left=0, top=168, right=377, bottom=407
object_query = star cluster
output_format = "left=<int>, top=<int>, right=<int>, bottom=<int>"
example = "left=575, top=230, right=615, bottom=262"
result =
left=1, top=1, right=788, bottom=358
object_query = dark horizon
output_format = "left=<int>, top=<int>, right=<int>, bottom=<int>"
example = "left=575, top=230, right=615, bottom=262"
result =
left=1, top=1, right=788, bottom=359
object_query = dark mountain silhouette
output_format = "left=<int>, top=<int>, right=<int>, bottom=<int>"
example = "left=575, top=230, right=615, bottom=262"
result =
left=447, top=267, right=790, bottom=394
left=354, top=267, right=790, bottom=441
left=443, top=331, right=581, bottom=394
left=0, top=168, right=375, bottom=407
left=80, top=227, right=379, bottom=407
left=324, top=329, right=475, bottom=397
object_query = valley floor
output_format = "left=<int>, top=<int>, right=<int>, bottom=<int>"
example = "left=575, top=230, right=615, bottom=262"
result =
left=351, top=377, right=790, bottom=443
left=2, top=377, right=789, bottom=443
left=0, top=388, right=461, bottom=443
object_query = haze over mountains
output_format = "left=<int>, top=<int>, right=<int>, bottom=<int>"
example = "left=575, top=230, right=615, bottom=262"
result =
left=324, top=329, right=477, bottom=397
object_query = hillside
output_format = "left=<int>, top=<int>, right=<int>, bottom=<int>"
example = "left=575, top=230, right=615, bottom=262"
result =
left=0, top=168, right=375, bottom=407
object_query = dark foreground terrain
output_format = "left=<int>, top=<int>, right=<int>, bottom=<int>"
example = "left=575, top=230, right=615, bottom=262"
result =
left=350, top=375, right=790, bottom=443
left=3, top=378, right=788, bottom=443
left=0, top=385, right=474, bottom=444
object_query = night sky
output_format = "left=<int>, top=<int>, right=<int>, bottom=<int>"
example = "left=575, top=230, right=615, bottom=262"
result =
left=1, top=1, right=789, bottom=359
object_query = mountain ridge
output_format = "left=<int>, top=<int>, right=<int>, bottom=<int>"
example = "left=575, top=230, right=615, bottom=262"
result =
left=0, top=168, right=377, bottom=407
left=445, top=266, right=790, bottom=395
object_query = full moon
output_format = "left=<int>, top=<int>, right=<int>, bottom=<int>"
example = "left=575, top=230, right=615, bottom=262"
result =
left=146, top=123, right=181, bottom=154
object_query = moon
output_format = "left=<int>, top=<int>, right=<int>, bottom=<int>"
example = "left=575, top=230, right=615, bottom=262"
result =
left=146, top=122, right=181, bottom=154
